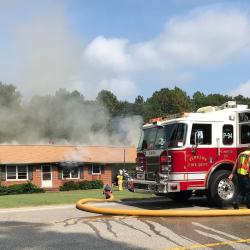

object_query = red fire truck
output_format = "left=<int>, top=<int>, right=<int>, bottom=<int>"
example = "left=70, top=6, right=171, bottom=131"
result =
left=127, top=101, right=250, bottom=207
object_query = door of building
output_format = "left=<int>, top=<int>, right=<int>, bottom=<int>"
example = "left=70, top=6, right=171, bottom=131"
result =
left=41, top=165, right=52, bottom=187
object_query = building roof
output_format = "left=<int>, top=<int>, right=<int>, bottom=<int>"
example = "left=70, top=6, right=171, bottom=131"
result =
left=0, top=145, right=136, bottom=165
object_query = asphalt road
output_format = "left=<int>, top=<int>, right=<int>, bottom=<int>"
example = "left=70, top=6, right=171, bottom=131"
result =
left=1, top=197, right=250, bottom=250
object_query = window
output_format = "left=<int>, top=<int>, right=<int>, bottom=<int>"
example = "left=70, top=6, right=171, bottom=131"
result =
left=6, top=165, right=28, bottom=180
left=223, top=125, right=233, bottom=145
left=165, top=123, right=187, bottom=148
left=138, top=127, right=158, bottom=150
left=18, top=166, right=28, bottom=179
left=155, top=126, right=165, bottom=149
left=138, top=123, right=187, bottom=150
left=240, top=124, right=250, bottom=144
left=6, top=166, right=16, bottom=180
left=239, top=112, right=250, bottom=122
left=42, top=165, right=51, bottom=180
left=92, top=165, right=102, bottom=175
left=190, top=124, right=212, bottom=145
left=238, top=112, right=250, bottom=144
left=62, top=167, right=79, bottom=179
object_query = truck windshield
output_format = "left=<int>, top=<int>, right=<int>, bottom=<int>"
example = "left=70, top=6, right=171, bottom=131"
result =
left=137, top=126, right=160, bottom=150
left=164, top=123, right=187, bottom=148
left=137, top=123, right=187, bottom=150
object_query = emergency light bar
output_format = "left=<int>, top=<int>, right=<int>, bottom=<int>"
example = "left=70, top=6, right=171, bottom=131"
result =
left=147, top=112, right=189, bottom=124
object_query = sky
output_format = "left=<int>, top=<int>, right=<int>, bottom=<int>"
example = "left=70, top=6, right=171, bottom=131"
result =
left=1, top=0, right=250, bottom=101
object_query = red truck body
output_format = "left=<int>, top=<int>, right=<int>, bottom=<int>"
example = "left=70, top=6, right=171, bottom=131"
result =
left=127, top=102, right=250, bottom=206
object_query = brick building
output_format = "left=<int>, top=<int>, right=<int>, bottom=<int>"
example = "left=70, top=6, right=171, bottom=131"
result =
left=0, top=145, right=136, bottom=190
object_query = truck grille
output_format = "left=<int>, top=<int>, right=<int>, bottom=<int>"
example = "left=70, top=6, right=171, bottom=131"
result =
left=146, top=156, right=159, bottom=180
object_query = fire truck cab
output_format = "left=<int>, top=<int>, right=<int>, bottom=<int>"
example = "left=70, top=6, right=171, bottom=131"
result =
left=127, top=101, right=250, bottom=207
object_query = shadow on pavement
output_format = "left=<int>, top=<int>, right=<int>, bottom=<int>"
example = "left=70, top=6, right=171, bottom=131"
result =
left=119, top=196, right=216, bottom=210
left=0, top=221, right=146, bottom=250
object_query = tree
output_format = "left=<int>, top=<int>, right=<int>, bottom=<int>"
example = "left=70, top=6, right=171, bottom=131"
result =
left=0, top=82, right=22, bottom=142
left=133, top=95, right=145, bottom=116
left=145, top=86, right=191, bottom=120
left=0, top=82, right=21, bottom=108
left=205, top=94, right=232, bottom=107
left=192, top=92, right=235, bottom=110
left=167, top=87, right=192, bottom=114
left=135, top=95, right=144, bottom=105
left=96, top=90, right=121, bottom=117
left=192, top=91, right=206, bottom=111
left=233, top=95, right=250, bottom=106
left=120, top=101, right=135, bottom=115
left=69, top=90, right=85, bottom=101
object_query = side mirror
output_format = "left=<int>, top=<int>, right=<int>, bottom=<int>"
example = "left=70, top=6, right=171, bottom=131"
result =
left=195, top=130, right=203, bottom=145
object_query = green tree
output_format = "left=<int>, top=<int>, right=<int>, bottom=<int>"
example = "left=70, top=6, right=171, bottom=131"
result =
left=120, top=101, right=135, bottom=115
left=145, top=86, right=191, bottom=120
left=205, top=94, right=232, bottom=107
left=192, top=91, right=206, bottom=111
left=167, top=87, right=192, bottom=113
left=233, top=95, right=250, bottom=106
left=133, top=95, right=145, bottom=116
left=192, top=92, right=235, bottom=110
left=135, top=95, right=144, bottom=105
left=0, top=82, right=21, bottom=108
left=0, top=82, right=22, bottom=142
left=96, top=90, right=121, bottom=117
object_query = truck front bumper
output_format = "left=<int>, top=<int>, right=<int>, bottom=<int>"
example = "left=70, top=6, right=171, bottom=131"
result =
left=127, top=179, right=180, bottom=194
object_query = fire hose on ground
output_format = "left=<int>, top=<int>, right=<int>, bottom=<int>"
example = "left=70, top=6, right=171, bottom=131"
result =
left=76, top=195, right=250, bottom=217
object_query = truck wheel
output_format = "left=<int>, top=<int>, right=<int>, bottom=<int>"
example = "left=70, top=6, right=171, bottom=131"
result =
left=208, top=169, right=238, bottom=207
left=167, top=191, right=193, bottom=202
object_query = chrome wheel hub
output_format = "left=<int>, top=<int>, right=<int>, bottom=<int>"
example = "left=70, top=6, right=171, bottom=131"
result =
left=217, top=178, right=235, bottom=200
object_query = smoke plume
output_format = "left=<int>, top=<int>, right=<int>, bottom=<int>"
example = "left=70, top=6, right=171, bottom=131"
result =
left=0, top=87, right=142, bottom=146
left=0, top=2, right=143, bottom=147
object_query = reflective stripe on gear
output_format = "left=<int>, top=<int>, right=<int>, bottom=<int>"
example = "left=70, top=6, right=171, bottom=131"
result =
left=237, top=150, right=250, bottom=176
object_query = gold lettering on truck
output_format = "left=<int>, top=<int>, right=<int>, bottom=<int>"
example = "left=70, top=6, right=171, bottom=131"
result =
left=188, top=155, right=208, bottom=167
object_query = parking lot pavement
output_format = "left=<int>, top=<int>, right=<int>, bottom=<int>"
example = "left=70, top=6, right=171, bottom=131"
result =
left=1, top=198, right=250, bottom=250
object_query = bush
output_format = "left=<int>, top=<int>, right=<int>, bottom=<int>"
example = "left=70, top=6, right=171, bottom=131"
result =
left=0, top=186, right=8, bottom=195
left=59, top=181, right=79, bottom=191
left=7, top=184, right=25, bottom=194
left=89, top=180, right=103, bottom=189
left=79, top=180, right=92, bottom=190
left=22, top=182, right=44, bottom=194
left=60, top=180, right=104, bottom=191
left=0, top=182, right=44, bottom=196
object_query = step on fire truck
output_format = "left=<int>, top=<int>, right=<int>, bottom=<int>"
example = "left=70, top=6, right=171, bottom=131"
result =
left=127, top=101, right=250, bottom=207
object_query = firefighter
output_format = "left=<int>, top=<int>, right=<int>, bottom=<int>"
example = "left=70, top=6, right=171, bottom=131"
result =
left=117, top=170, right=123, bottom=191
left=103, top=184, right=112, bottom=199
left=228, top=149, right=250, bottom=209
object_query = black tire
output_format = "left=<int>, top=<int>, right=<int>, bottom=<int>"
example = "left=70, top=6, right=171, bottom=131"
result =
left=167, top=190, right=193, bottom=202
left=208, top=169, right=238, bottom=207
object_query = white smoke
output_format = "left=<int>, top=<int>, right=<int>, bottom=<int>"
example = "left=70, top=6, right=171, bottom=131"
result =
left=0, top=2, right=143, bottom=146
left=13, top=6, right=82, bottom=98
left=0, top=87, right=143, bottom=146
left=63, top=147, right=92, bottom=162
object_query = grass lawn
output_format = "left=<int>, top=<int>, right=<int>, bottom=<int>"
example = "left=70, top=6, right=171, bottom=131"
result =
left=0, top=189, right=156, bottom=208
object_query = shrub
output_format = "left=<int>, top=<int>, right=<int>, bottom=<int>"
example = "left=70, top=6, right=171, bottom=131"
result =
left=79, top=180, right=92, bottom=190
left=22, top=182, right=44, bottom=194
left=7, top=184, right=25, bottom=194
left=60, top=180, right=104, bottom=191
left=59, top=181, right=79, bottom=191
left=89, top=180, right=103, bottom=189
left=0, top=186, right=8, bottom=195
left=0, top=182, right=44, bottom=195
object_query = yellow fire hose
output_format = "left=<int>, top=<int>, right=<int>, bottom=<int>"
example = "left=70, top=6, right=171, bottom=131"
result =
left=76, top=195, right=250, bottom=217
